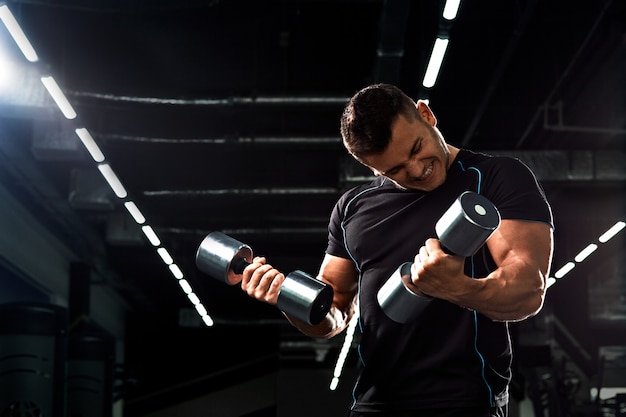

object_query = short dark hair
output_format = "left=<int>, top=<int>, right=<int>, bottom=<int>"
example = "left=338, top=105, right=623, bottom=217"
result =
left=340, top=83, right=419, bottom=160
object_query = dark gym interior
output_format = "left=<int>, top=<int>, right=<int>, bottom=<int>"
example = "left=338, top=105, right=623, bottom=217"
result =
left=0, top=0, right=624, bottom=416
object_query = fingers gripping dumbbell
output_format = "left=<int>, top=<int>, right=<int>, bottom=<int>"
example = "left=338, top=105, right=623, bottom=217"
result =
left=195, top=231, right=333, bottom=325
left=377, top=191, right=501, bottom=323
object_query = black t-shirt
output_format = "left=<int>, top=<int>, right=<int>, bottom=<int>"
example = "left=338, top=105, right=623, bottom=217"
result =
left=327, top=149, right=553, bottom=412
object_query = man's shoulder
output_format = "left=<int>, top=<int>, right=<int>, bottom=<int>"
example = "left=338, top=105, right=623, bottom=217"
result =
left=339, top=176, right=387, bottom=198
left=459, top=148, right=513, bottom=162
left=458, top=148, right=528, bottom=171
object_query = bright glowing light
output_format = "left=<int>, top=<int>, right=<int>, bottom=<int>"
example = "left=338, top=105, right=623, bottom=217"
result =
left=123, top=201, right=145, bottom=224
left=195, top=303, right=207, bottom=316
left=178, top=279, right=192, bottom=294
left=187, top=292, right=200, bottom=305
left=442, top=0, right=461, bottom=20
left=202, top=315, right=214, bottom=326
left=157, top=247, right=173, bottom=265
left=554, top=262, right=575, bottom=279
left=141, top=225, right=160, bottom=246
left=598, top=221, right=625, bottom=243
left=41, top=76, right=77, bottom=119
left=0, top=53, right=17, bottom=89
left=330, top=314, right=359, bottom=390
left=546, top=277, right=556, bottom=288
left=0, top=5, right=39, bottom=62
left=75, top=128, right=105, bottom=162
left=169, top=263, right=184, bottom=279
left=574, top=243, right=598, bottom=263
left=422, top=38, right=449, bottom=88
left=97, top=163, right=127, bottom=198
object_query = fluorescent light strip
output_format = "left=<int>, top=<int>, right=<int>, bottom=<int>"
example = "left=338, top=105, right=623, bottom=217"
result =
left=187, top=292, right=200, bottom=305
left=442, top=0, right=461, bottom=20
left=554, top=262, right=575, bottom=279
left=0, top=5, right=39, bottom=62
left=169, top=263, right=184, bottom=279
left=574, top=243, right=598, bottom=263
left=178, top=279, right=192, bottom=294
left=330, top=314, right=359, bottom=390
left=195, top=303, right=207, bottom=316
left=598, top=221, right=625, bottom=243
left=6, top=21, right=216, bottom=327
left=422, top=38, right=449, bottom=88
left=549, top=219, right=624, bottom=287
left=40, top=76, right=77, bottom=119
left=141, top=225, right=160, bottom=246
left=75, top=128, right=105, bottom=162
left=123, top=201, right=145, bottom=224
left=178, top=278, right=215, bottom=326
left=97, top=163, right=127, bottom=198
left=157, top=247, right=173, bottom=265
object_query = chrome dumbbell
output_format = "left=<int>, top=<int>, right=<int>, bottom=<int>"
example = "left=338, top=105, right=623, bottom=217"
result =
left=196, top=231, right=333, bottom=325
left=377, top=191, right=501, bottom=323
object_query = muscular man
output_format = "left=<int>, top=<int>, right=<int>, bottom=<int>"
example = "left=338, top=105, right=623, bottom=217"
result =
left=241, top=84, right=554, bottom=417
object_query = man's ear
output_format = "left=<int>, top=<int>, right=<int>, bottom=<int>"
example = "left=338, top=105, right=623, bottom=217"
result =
left=416, top=100, right=437, bottom=127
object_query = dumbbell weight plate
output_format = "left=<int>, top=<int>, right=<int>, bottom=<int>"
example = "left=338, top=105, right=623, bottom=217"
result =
left=196, top=231, right=253, bottom=285
left=377, top=262, right=433, bottom=323
left=435, top=191, right=501, bottom=257
left=277, top=270, right=334, bottom=325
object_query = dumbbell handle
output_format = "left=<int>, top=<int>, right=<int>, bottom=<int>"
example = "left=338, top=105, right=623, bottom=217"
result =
left=231, top=257, right=250, bottom=275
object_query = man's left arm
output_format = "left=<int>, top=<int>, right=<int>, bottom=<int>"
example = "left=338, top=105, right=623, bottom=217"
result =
left=450, top=219, right=554, bottom=321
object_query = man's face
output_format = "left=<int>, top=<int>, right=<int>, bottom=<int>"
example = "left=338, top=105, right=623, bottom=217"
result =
left=362, top=112, right=451, bottom=192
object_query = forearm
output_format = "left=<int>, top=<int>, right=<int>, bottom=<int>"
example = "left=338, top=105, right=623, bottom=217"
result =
left=449, top=262, right=547, bottom=321
left=284, top=298, right=357, bottom=339
left=442, top=220, right=553, bottom=322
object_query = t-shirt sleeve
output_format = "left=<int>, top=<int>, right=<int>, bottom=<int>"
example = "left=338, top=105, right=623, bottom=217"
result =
left=483, top=156, right=554, bottom=228
left=326, top=193, right=353, bottom=259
